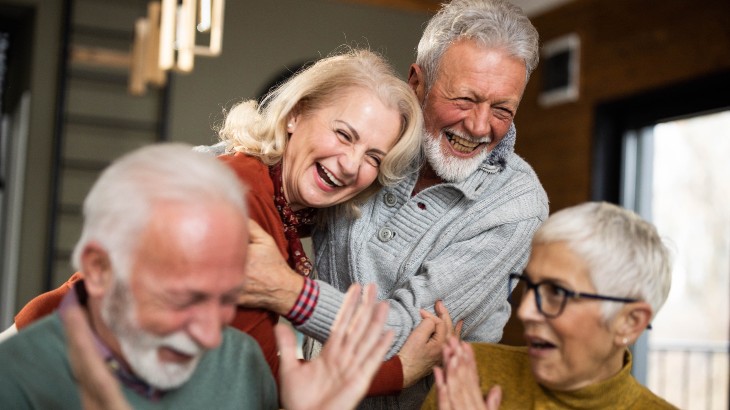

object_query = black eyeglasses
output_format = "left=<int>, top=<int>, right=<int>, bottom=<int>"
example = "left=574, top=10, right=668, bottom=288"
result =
left=508, top=273, right=641, bottom=319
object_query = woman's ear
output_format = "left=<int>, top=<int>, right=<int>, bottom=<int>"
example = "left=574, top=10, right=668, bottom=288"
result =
left=80, top=243, right=114, bottom=298
left=286, top=105, right=302, bottom=133
left=407, top=63, right=426, bottom=104
left=613, top=301, right=653, bottom=347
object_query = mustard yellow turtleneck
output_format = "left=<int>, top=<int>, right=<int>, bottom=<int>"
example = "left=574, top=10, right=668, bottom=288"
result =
left=421, top=343, right=677, bottom=409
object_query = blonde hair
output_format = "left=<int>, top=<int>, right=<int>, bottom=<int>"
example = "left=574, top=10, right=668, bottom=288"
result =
left=218, top=48, right=423, bottom=216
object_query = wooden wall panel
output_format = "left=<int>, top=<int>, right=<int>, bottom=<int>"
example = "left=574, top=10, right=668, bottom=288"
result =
left=503, top=0, right=730, bottom=345
left=514, top=0, right=730, bottom=213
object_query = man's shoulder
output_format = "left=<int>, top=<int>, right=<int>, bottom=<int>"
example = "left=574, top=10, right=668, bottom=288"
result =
left=186, top=327, right=277, bottom=406
left=485, top=153, right=548, bottom=212
left=501, top=153, right=543, bottom=188
left=202, top=327, right=272, bottom=374
left=0, top=314, right=65, bottom=356
left=0, top=314, right=80, bottom=409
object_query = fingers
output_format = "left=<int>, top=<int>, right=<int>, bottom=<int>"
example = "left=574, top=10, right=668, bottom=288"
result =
left=339, top=285, right=388, bottom=366
left=454, top=320, right=464, bottom=340
left=62, top=304, right=131, bottom=410
left=355, top=313, right=393, bottom=379
left=433, top=300, right=464, bottom=340
left=62, top=304, right=97, bottom=362
left=434, top=367, right=453, bottom=410
left=413, top=312, right=437, bottom=339
left=485, top=385, right=502, bottom=410
left=327, top=284, right=362, bottom=351
left=320, top=283, right=392, bottom=397
left=435, top=300, right=453, bottom=330
left=442, top=340, right=488, bottom=409
left=275, top=323, right=299, bottom=376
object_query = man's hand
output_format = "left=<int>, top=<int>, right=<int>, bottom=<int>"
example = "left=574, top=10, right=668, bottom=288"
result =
left=276, top=283, right=393, bottom=410
left=61, top=304, right=132, bottom=410
left=239, top=219, right=304, bottom=315
left=434, top=337, right=502, bottom=410
left=398, top=300, right=462, bottom=388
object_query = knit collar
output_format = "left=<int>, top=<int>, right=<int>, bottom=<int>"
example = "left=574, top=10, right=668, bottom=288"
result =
left=269, top=162, right=315, bottom=276
left=484, top=122, right=516, bottom=172
left=409, top=123, right=517, bottom=201
left=540, top=350, right=646, bottom=408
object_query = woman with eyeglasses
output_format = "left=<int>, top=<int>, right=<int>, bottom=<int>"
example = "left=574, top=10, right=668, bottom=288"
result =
left=421, top=201, right=677, bottom=409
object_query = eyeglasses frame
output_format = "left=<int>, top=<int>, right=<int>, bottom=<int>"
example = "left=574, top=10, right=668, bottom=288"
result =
left=508, top=272, right=642, bottom=319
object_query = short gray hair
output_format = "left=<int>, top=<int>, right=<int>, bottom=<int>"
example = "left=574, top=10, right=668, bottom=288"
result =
left=416, top=0, right=540, bottom=90
left=533, top=202, right=672, bottom=322
left=72, top=143, right=248, bottom=278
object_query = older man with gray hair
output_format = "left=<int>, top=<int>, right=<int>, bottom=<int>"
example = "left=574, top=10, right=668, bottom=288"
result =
left=0, top=144, right=395, bottom=409
left=235, top=0, right=549, bottom=408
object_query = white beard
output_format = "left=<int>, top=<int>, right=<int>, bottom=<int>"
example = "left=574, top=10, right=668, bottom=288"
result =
left=101, top=280, right=203, bottom=390
left=423, top=129, right=490, bottom=182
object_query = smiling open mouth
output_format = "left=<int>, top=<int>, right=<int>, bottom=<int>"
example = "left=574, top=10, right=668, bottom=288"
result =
left=316, top=163, right=344, bottom=187
left=527, top=337, right=556, bottom=350
left=445, top=131, right=487, bottom=154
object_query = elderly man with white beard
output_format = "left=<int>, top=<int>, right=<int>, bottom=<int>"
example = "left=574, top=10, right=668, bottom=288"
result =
left=0, top=144, right=395, bottom=410
left=231, top=1, right=549, bottom=408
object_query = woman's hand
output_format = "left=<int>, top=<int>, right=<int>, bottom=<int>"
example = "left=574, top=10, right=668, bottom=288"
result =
left=239, top=219, right=305, bottom=315
left=277, top=283, right=393, bottom=410
left=398, top=300, right=463, bottom=388
left=434, top=337, right=502, bottom=410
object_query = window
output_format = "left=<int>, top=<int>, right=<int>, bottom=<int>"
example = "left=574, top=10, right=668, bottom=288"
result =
left=621, top=111, right=730, bottom=410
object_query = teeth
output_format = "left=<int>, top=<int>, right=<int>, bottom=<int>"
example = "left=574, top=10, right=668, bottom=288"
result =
left=321, top=165, right=344, bottom=187
left=445, top=132, right=487, bottom=153
left=527, top=337, right=555, bottom=349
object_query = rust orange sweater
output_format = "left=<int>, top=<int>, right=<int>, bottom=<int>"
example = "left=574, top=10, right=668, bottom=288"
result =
left=15, top=152, right=403, bottom=396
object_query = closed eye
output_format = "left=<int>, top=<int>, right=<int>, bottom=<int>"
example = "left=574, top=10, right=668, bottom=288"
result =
left=336, top=129, right=353, bottom=142
left=494, top=106, right=514, bottom=120
left=366, top=153, right=382, bottom=167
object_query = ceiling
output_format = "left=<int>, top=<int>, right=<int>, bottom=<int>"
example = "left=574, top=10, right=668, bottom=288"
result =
left=344, top=0, right=574, bottom=16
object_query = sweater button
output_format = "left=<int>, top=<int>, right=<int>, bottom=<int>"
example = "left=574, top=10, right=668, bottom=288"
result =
left=384, top=192, right=397, bottom=207
left=378, top=227, right=395, bottom=242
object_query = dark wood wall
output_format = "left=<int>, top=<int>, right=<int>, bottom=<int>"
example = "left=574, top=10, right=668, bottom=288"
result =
left=514, top=0, right=730, bottom=212
left=501, top=0, right=730, bottom=345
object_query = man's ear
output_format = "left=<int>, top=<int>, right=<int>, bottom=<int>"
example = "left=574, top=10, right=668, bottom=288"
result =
left=613, top=301, right=653, bottom=347
left=80, top=243, right=114, bottom=298
left=407, top=63, right=426, bottom=103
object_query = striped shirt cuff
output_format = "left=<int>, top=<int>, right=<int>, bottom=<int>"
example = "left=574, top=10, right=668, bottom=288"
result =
left=285, top=277, right=319, bottom=326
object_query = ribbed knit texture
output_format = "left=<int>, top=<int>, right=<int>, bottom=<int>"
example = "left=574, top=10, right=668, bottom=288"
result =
left=421, top=344, right=678, bottom=410
left=0, top=313, right=278, bottom=409
left=303, top=125, right=548, bottom=409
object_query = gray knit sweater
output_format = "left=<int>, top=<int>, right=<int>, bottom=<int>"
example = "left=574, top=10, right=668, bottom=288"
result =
left=302, top=126, right=548, bottom=409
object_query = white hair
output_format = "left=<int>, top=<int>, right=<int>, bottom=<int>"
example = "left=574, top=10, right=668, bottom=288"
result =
left=533, top=202, right=672, bottom=321
left=71, top=143, right=248, bottom=279
left=416, top=0, right=540, bottom=90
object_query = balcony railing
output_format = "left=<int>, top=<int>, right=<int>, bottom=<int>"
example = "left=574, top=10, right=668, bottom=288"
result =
left=648, top=339, right=729, bottom=410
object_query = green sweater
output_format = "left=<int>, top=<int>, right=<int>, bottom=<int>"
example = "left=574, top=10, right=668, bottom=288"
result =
left=0, top=313, right=278, bottom=409
left=421, top=343, right=677, bottom=410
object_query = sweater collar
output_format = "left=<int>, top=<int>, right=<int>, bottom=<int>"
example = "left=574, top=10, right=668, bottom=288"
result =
left=540, top=350, right=645, bottom=408
left=412, top=123, right=517, bottom=200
